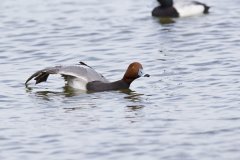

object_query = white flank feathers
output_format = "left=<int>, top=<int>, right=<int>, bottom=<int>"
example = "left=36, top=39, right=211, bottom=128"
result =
left=67, top=77, right=88, bottom=90
left=174, top=2, right=205, bottom=17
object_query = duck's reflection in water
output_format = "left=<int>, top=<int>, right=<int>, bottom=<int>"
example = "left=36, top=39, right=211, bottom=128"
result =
left=155, top=17, right=176, bottom=25
left=26, top=86, right=147, bottom=117
left=120, top=89, right=147, bottom=122
left=26, top=86, right=86, bottom=98
left=120, top=89, right=144, bottom=102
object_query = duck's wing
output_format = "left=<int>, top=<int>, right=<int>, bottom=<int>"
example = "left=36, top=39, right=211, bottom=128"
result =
left=59, top=65, right=108, bottom=82
left=25, top=65, right=108, bottom=85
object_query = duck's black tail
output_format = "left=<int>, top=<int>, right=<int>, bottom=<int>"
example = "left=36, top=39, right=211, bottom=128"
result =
left=203, top=5, right=210, bottom=14
left=193, top=1, right=210, bottom=14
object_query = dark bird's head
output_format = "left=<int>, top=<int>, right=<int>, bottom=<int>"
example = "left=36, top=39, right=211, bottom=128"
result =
left=157, top=0, right=173, bottom=7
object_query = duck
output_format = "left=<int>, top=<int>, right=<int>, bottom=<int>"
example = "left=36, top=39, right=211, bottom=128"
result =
left=25, top=62, right=149, bottom=92
left=152, top=0, right=210, bottom=18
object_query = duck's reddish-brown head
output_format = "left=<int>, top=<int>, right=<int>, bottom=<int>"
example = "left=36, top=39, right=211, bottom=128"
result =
left=122, top=62, right=144, bottom=84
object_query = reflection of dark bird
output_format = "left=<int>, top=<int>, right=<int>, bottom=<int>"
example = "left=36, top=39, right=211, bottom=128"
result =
left=152, top=0, right=210, bottom=18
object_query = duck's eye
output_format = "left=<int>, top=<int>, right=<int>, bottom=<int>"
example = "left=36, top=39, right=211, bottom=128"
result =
left=138, top=69, right=143, bottom=77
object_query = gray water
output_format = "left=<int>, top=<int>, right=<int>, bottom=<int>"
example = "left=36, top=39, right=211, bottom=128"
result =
left=0, top=0, right=240, bottom=159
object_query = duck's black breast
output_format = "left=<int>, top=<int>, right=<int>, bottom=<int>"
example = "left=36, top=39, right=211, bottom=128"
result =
left=87, top=80, right=130, bottom=92
left=152, top=6, right=179, bottom=18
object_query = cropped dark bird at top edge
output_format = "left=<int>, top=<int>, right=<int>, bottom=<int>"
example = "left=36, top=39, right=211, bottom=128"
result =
left=152, top=0, right=210, bottom=18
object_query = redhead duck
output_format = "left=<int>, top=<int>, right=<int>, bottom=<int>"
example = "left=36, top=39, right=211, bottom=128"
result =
left=25, top=62, right=149, bottom=92
left=152, top=0, right=210, bottom=18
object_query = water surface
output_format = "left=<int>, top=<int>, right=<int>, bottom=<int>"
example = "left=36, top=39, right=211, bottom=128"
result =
left=0, top=0, right=240, bottom=159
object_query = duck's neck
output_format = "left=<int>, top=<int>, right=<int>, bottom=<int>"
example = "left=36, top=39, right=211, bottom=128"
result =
left=87, top=80, right=130, bottom=92
left=122, top=77, right=134, bottom=85
left=111, top=80, right=131, bottom=89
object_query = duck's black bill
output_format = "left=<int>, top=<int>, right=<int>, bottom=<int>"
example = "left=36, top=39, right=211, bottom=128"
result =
left=143, top=74, right=150, bottom=77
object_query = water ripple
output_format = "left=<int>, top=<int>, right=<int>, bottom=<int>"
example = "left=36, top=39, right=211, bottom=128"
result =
left=0, top=0, right=240, bottom=160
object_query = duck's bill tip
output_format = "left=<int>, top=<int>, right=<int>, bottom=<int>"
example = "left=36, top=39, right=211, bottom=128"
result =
left=143, top=74, right=150, bottom=77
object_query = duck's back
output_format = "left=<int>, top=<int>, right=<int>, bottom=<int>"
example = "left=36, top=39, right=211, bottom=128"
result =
left=59, top=65, right=108, bottom=90
left=59, top=65, right=106, bottom=81
left=174, top=1, right=207, bottom=17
